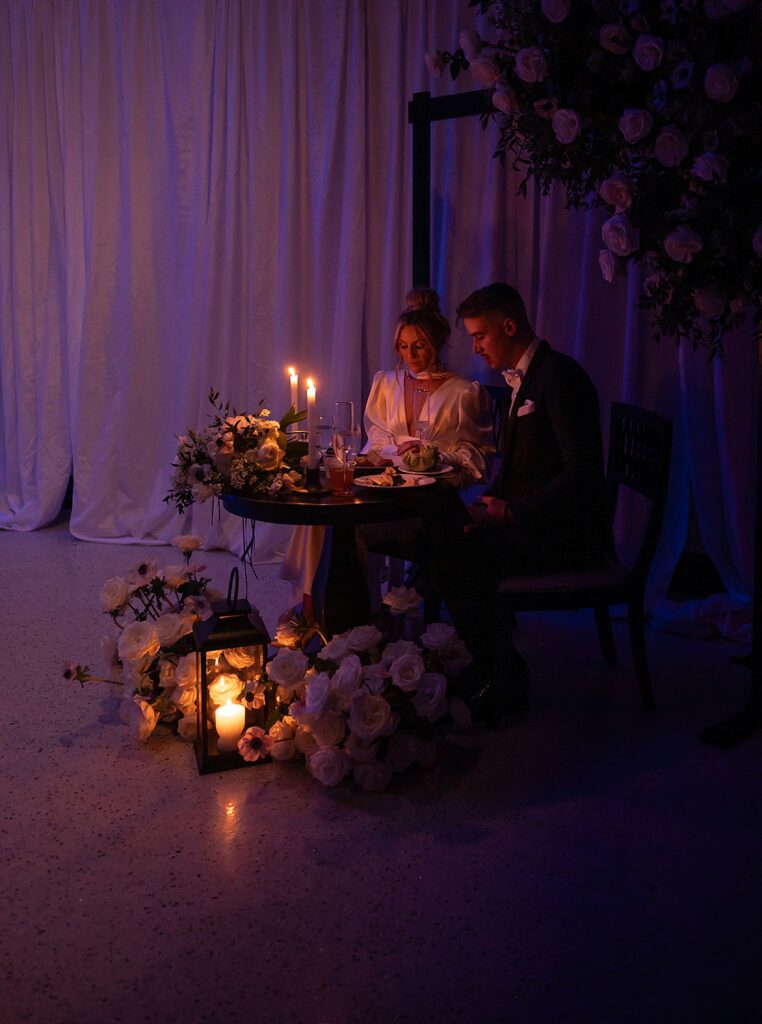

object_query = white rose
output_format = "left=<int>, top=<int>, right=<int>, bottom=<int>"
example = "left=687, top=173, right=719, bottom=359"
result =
left=307, top=747, right=351, bottom=787
left=664, top=226, right=703, bottom=263
left=389, top=652, right=425, bottom=692
left=100, top=576, right=129, bottom=612
left=159, top=564, right=189, bottom=588
left=385, top=731, right=419, bottom=774
left=541, top=0, right=570, bottom=23
left=172, top=534, right=202, bottom=554
left=514, top=46, right=548, bottom=84
left=412, top=672, right=449, bottom=721
left=598, top=24, right=631, bottom=55
left=632, top=34, right=664, bottom=72
left=118, top=621, right=160, bottom=664
left=304, top=671, right=334, bottom=718
left=551, top=108, right=581, bottom=145
left=348, top=692, right=394, bottom=741
left=126, top=697, right=158, bottom=742
left=345, top=732, right=379, bottom=764
left=155, top=613, right=184, bottom=648
left=421, top=623, right=458, bottom=652
left=753, top=225, right=762, bottom=258
left=470, top=55, right=501, bottom=87
left=191, top=481, right=213, bottom=503
left=270, top=738, right=297, bottom=761
left=344, top=625, right=382, bottom=653
left=177, top=716, right=197, bottom=742
left=492, top=85, right=518, bottom=115
left=598, top=174, right=634, bottom=211
left=653, top=126, right=689, bottom=167
left=691, top=152, right=730, bottom=184
left=353, top=760, right=394, bottom=792
left=599, top=249, right=626, bottom=283
left=294, top=724, right=318, bottom=757
left=438, top=641, right=473, bottom=678
left=693, top=287, right=726, bottom=319
left=601, top=213, right=638, bottom=257
left=704, top=63, right=739, bottom=103
left=332, top=654, right=363, bottom=707
left=424, top=51, right=445, bottom=78
left=311, top=710, right=346, bottom=749
left=269, top=717, right=296, bottom=742
left=618, top=108, right=653, bottom=144
left=255, top=439, right=283, bottom=470
left=267, top=647, right=308, bottom=691
left=288, top=699, right=316, bottom=727
left=382, top=586, right=421, bottom=616
left=381, top=639, right=420, bottom=665
left=225, top=647, right=262, bottom=670
left=458, top=29, right=482, bottom=61
left=172, top=685, right=196, bottom=715
left=174, top=653, right=197, bottom=689
left=208, top=672, right=242, bottom=706
left=319, top=635, right=351, bottom=662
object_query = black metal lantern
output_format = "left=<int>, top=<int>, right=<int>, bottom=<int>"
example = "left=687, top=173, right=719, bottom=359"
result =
left=192, top=568, right=271, bottom=774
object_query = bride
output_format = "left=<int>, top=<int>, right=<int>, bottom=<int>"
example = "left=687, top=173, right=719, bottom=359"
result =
left=279, top=288, right=495, bottom=618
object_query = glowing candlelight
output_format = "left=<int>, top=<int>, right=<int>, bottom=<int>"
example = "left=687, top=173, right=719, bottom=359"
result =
left=215, top=700, right=245, bottom=752
left=306, top=377, right=317, bottom=470
left=288, top=366, right=298, bottom=412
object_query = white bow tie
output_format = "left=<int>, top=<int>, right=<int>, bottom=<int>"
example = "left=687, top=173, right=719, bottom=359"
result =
left=501, top=368, right=524, bottom=390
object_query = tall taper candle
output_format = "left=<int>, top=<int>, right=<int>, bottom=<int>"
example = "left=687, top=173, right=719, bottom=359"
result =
left=288, top=366, right=298, bottom=412
left=306, top=378, right=317, bottom=469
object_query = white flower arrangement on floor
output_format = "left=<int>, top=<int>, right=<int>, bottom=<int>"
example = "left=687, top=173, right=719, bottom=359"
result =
left=66, top=565, right=472, bottom=791
left=63, top=535, right=216, bottom=743
left=164, top=389, right=307, bottom=513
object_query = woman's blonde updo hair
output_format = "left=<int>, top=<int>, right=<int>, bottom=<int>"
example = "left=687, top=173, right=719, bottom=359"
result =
left=393, top=287, right=451, bottom=367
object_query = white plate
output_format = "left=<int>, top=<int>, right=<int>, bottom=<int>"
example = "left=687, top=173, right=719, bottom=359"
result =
left=397, top=463, right=453, bottom=477
left=354, top=474, right=436, bottom=490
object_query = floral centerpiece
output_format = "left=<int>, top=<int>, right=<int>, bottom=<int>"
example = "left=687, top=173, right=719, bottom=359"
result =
left=164, top=389, right=307, bottom=513
left=67, top=573, right=472, bottom=791
left=430, top=1, right=762, bottom=352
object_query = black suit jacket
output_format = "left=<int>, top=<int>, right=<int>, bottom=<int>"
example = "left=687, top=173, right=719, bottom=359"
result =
left=488, top=341, right=608, bottom=568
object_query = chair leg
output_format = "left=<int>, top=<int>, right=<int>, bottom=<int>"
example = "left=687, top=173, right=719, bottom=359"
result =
left=628, top=601, right=655, bottom=710
left=594, top=605, right=618, bottom=665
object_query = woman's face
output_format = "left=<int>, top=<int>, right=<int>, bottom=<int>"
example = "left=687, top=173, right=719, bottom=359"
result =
left=396, top=326, right=437, bottom=375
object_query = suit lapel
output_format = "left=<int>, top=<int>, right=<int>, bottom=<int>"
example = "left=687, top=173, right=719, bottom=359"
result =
left=502, top=340, right=549, bottom=459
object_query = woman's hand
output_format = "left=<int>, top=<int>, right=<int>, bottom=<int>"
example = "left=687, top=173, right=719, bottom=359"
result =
left=396, top=440, right=421, bottom=456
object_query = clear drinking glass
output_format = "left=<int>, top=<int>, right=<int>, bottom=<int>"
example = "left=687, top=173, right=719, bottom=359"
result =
left=332, top=401, right=356, bottom=462
left=412, top=387, right=430, bottom=441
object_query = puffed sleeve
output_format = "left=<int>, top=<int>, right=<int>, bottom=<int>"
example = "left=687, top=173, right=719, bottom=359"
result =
left=362, top=372, right=398, bottom=456
left=437, top=381, right=495, bottom=483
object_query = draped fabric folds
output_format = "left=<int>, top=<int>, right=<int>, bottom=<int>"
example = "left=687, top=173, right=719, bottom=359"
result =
left=0, top=0, right=755, bottom=639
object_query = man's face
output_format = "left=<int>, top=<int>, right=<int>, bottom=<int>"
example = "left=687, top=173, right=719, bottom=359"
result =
left=463, top=312, right=518, bottom=370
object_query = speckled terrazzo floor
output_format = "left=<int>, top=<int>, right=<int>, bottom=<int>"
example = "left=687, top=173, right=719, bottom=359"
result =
left=1, top=522, right=760, bottom=1024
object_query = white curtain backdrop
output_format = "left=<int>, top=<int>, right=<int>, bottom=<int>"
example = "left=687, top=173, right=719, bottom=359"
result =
left=0, top=0, right=755, bottom=639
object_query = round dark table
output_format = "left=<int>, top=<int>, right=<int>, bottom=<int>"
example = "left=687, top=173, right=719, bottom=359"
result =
left=223, top=483, right=446, bottom=635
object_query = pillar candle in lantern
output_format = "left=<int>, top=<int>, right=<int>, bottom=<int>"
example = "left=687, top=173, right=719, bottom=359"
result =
left=215, top=700, right=245, bottom=752
left=288, top=366, right=298, bottom=411
left=306, top=377, right=317, bottom=469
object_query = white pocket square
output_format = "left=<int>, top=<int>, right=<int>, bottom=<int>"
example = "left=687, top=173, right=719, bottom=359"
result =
left=517, top=400, right=535, bottom=418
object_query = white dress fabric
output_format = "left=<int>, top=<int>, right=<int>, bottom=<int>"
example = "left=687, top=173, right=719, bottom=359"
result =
left=278, top=370, right=495, bottom=602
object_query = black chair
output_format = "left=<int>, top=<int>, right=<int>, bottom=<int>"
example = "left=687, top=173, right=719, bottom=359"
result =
left=495, top=402, right=673, bottom=709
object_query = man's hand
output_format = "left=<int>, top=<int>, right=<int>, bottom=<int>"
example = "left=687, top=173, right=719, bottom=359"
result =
left=396, top=440, right=421, bottom=456
left=467, top=496, right=509, bottom=529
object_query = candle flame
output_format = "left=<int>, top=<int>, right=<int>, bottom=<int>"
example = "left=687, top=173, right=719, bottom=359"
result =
left=306, top=377, right=315, bottom=389
left=288, top=366, right=296, bottom=376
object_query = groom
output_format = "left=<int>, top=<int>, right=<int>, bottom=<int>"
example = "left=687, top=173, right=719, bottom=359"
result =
left=428, top=282, right=608, bottom=715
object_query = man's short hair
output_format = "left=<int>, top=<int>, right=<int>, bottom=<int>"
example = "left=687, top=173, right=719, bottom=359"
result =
left=456, top=282, right=530, bottom=328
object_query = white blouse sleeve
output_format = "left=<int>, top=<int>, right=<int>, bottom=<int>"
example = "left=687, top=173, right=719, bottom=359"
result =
left=436, top=381, right=495, bottom=483
left=362, top=372, right=398, bottom=456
